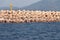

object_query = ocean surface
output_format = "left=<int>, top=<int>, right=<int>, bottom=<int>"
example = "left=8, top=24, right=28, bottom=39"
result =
left=0, top=22, right=60, bottom=40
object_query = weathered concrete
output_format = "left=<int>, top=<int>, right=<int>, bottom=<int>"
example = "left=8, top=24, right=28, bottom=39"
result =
left=0, top=10, right=60, bottom=23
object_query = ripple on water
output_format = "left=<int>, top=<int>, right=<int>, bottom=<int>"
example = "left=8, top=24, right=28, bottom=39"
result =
left=0, top=22, right=60, bottom=40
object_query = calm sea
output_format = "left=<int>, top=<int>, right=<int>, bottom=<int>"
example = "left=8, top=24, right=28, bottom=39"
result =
left=0, top=22, right=60, bottom=40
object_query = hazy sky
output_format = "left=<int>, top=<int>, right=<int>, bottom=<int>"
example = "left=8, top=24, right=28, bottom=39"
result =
left=0, top=0, right=41, bottom=7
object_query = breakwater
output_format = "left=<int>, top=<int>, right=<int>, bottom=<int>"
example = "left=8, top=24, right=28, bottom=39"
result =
left=0, top=10, right=60, bottom=23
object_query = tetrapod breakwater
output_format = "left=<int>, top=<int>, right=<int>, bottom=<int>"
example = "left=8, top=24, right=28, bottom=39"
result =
left=0, top=10, right=60, bottom=23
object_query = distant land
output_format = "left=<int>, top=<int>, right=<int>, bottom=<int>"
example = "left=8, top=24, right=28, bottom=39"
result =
left=21, top=0, right=60, bottom=11
left=0, top=0, right=60, bottom=11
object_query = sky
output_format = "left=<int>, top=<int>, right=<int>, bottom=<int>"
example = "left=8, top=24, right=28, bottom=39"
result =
left=0, top=0, right=41, bottom=7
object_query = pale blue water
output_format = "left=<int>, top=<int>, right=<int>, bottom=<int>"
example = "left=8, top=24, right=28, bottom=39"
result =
left=0, top=22, right=60, bottom=40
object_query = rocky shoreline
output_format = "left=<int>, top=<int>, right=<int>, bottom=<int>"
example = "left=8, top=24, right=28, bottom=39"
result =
left=0, top=10, right=60, bottom=23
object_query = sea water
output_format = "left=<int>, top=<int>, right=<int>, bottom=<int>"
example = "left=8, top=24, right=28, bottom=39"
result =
left=0, top=22, right=60, bottom=40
